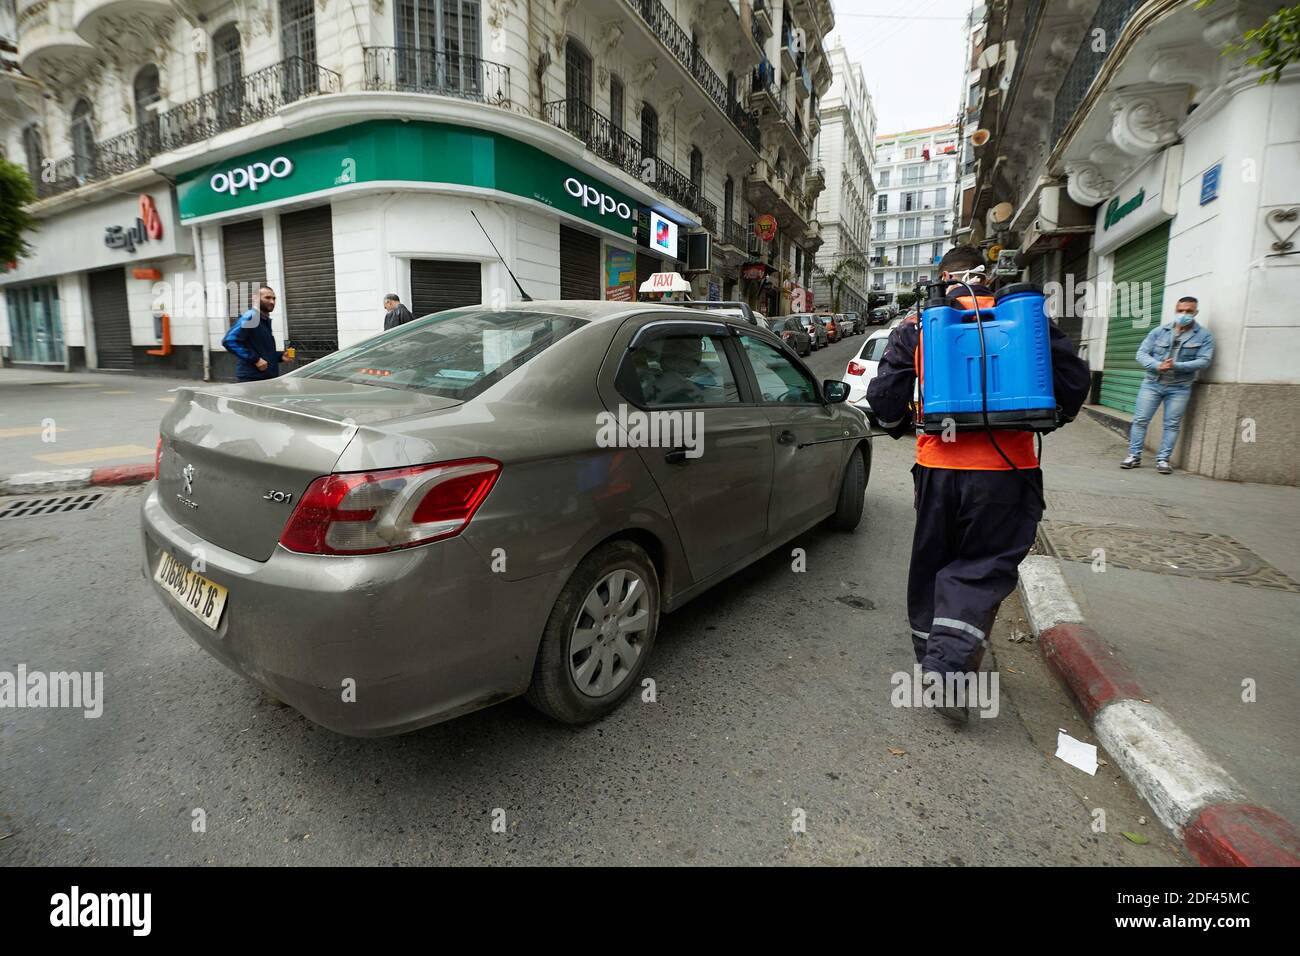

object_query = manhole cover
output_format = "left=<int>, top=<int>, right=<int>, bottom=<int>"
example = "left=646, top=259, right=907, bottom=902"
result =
left=0, top=490, right=108, bottom=519
left=1047, top=522, right=1300, bottom=593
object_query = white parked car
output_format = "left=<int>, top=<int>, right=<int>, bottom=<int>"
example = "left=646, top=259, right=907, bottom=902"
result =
left=842, top=328, right=892, bottom=405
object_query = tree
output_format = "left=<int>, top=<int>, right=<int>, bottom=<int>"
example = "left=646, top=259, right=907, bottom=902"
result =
left=814, top=256, right=865, bottom=313
left=895, top=292, right=919, bottom=312
left=0, top=159, right=37, bottom=265
left=1196, top=1, right=1300, bottom=83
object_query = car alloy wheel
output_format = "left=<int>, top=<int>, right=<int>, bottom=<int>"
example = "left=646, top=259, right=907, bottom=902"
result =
left=569, top=569, right=649, bottom=697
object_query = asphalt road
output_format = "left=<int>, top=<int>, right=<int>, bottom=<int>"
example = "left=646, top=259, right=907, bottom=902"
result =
left=0, top=333, right=1185, bottom=865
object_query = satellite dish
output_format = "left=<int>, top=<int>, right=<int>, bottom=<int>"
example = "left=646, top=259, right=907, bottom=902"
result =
left=992, top=202, right=1014, bottom=224
left=987, top=244, right=1004, bottom=262
left=977, top=45, right=1000, bottom=70
left=971, top=129, right=991, bottom=147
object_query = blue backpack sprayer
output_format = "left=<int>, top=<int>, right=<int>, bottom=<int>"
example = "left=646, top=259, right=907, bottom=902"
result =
left=914, top=275, right=1062, bottom=502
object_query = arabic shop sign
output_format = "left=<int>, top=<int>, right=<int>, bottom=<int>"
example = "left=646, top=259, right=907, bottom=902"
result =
left=1104, top=188, right=1145, bottom=231
left=104, top=195, right=164, bottom=253
left=176, top=120, right=640, bottom=238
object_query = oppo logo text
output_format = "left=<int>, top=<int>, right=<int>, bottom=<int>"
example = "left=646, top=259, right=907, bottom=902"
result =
left=211, top=156, right=295, bottom=196
left=564, top=177, right=632, bottom=220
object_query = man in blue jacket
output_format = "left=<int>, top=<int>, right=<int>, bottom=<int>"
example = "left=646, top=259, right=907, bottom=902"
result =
left=1122, top=296, right=1214, bottom=474
left=222, top=285, right=294, bottom=382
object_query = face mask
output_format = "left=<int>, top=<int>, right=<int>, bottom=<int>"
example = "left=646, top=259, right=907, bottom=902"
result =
left=1176, top=312, right=1196, bottom=327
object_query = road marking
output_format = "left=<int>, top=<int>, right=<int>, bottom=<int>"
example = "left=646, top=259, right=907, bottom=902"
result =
left=52, top=383, right=102, bottom=389
left=33, top=444, right=155, bottom=465
left=156, top=397, right=174, bottom=403
left=0, top=425, right=74, bottom=439
left=101, top=390, right=134, bottom=395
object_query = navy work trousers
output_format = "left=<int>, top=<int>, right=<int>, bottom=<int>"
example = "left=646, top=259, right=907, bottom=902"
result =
left=907, top=464, right=1044, bottom=675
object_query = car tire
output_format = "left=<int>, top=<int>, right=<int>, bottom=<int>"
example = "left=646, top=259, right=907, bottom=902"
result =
left=827, top=445, right=868, bottom=532
left=525, top=540, right=660, bottom=724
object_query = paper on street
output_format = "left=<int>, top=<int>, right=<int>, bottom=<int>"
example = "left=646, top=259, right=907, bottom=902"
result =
left=1055, top=729, right=1098, bottom=775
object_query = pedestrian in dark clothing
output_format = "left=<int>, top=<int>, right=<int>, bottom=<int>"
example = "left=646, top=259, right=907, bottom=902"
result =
left=222, top=285, right=294, bottom=382
left=383, top=293, right=415, bottom=331
left=867, top=247, right=1091, bottom=723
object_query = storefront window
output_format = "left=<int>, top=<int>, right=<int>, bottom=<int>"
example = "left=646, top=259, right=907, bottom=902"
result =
left=6, top=284, right=64, bottom=365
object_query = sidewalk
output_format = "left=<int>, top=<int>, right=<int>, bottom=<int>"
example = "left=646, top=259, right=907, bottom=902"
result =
left=1036, top=411, right=1300, bottom=831
left=0, top=368, right=202, bottom=479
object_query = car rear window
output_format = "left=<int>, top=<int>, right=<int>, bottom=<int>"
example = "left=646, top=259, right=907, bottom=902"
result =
left=294, top=309, right=588, bottom=399
left=861, top=336, right=890, bottom=362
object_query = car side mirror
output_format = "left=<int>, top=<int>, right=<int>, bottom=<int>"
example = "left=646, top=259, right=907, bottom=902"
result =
left=823, top=380, right=850, bottom=404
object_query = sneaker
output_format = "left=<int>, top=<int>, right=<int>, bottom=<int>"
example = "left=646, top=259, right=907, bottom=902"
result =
left=1121, top=455, right=1141, bottom=469
left=935, top=704, right=970, bottom=725
left=1156, top=460, right=1172, bottom=475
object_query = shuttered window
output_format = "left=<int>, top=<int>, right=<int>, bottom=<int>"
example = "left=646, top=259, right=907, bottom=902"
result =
left=559, top=226, right=600, bottom=300
left=221, top=218, right=266, bottom=321
left=1102, top=222, right=1170, bottom=413
left=280, top=206, right=337, bottom=361
left=87, top=268, right=133, bottom=370
left=410, top=259, right=482, bottom=317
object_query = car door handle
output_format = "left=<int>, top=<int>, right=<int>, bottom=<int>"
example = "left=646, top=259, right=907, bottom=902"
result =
left=776, top=430, right=797, bottom=446
left=664, top=448, right=690, bottom=464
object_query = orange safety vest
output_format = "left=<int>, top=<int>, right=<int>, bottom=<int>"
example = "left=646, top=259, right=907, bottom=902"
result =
left=914, top=295, right=1039, bottom=471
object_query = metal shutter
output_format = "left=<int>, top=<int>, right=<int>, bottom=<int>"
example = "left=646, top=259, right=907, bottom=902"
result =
left=409, top=259, right=482, bottom=318
left=559, top=225, right=600, bottom=300
left=636, top=252, right=659, bottom=289
left=1101, top=222, right=1170, bottom=413
left=87, top=267, right=133, bottom=370
left=280, top=206, right=337, bottom=362
left=1058, top=236, right=1091, bottom=347
left=221, top=218, right=266, bottom=321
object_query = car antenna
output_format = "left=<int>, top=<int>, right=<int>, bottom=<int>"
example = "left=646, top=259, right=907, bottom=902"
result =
left=471, top=211, right=532, bottom=302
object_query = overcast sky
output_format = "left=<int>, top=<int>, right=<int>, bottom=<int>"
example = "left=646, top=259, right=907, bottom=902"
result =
left=826, top=0, right=976, bottom=138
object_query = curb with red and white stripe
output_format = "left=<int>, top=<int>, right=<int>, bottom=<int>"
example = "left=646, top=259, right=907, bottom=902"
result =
left=1018, top=554, right=1300, bottom=867
left=0, top=464, right=154, bottom=496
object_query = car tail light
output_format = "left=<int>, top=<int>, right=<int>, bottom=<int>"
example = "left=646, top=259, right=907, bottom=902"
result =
left=154, top=436, right=163, bottom=480
left=847, top=361, right=867, bottom=377
left=279, top=458, right=501, bottom=556
left=782, top=331, right=794, bottom=340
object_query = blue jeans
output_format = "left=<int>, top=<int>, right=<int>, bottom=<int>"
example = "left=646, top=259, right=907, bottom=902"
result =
left=1129, top=380, right=1192, bottom=461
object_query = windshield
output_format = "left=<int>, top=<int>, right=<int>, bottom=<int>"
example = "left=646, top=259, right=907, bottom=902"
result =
left=295, top=309, right=588, bottom=399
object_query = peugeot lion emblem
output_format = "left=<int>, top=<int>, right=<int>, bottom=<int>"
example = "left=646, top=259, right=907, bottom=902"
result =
left=182, top=463, right=195, bottom=495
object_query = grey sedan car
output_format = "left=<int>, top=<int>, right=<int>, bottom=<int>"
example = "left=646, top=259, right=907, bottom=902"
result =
left=142, top=302, right=871, bottom=736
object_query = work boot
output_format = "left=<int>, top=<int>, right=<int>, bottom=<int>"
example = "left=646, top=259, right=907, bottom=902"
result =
left=1156, top=460, right=1172, bottom=475
left=1121, top=455, right=1141, bottom=469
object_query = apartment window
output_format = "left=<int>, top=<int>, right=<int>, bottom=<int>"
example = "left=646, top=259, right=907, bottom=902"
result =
left=609, top=73, right=624, bottom=132
left=933, top=215, right=946, bottom=236
left=689, top=146, right=703, bottom=192
left=70, top=98, right=95, bottom=178
left=640, top=103, right=659, bottom=161
left=214, top=23, right=243, bottom=90
left=21, top=124, right=43, bottom=186
left=281, top=0, right=319, bottom=97
left=133, top=65, right=162, bottom=154
left=902, top=164, right=923, bottom=185
left=933, top=186, right=947, bottom=208
left=873, top=245, right=885, bottom=261
left=876, top=194, right=888, bottom=214
left=878, top=169, right=889, bottom=188
left=932, top=242, right=944, bottom=262
left=904, top=146, right=917, bottom=159
left=900, top=245, right=918, bottom=266
left=967, top=81, right=980, bottom=108
left=723, top=175, right=734, bottom=225
left=394, top=0, right=482, bottom=92
left=902, top=217, right=920, bottom=239
left=565, top=40, right=592, bottom=109
left=903, top=190, right=920, bottom=212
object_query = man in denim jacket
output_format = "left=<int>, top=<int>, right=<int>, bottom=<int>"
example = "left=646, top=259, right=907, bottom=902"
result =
left=1122, top=296, right=1214, bottom=474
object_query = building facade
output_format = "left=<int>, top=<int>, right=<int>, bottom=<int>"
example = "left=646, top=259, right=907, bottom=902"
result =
left=963, top=0, right=1297, bottom=486
left=0, top=0, right=832, bottom=378
left=867, top=123, right=960, bottom=302
left=811, top=43, right=875, bottom=317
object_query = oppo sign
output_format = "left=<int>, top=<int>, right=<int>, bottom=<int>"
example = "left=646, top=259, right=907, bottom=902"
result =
left=564, top=176, right=632, bottom=221
left=210, top=156, right=295, bottom=196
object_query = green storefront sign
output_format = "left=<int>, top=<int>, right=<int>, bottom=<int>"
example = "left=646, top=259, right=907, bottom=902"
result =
left=176, top=119, right=640, bottom=238
left=1103, top=188, right=1146, bottom=231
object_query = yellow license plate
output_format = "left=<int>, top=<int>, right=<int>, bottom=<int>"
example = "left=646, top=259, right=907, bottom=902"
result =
left=155, top=551, right=228, bottom=631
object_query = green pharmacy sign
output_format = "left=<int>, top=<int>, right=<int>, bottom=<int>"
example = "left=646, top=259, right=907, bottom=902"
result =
left=1104, top=188, right=1146, bottom=231
left=176, top=120, right=641, bottom=238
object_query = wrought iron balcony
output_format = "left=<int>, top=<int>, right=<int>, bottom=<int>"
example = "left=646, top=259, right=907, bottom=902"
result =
left=30, top=56, right=340, bottom=200
left=1052, top=0, right=1145, bottom=147
left=625, top=0, right=761, bottom=153
left=158, top=57, right=341, bottom=154
left=363, top=47, right=510, bottom=106
left=544, top=99, right=715, bottom=228
left=722, top=219, right=748, bottom=249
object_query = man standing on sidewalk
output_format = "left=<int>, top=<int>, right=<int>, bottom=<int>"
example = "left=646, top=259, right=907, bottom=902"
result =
left=222, top=285, right=294, bottom=383
left=1122, top=296, right=1214, bottom=475
left=867, top=247, right=1091, bottom=723
left=382, top=293, right=415, bottom=331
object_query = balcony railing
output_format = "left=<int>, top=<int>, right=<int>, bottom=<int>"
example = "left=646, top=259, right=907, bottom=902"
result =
left=626, top=0, right=761, bottom=152
left=723, top=219, right=747, bottom=248
left=1052, top=0, right=1145, bottom=146
left=363, top=46, right=509, bottom=105
left=36, top=123, right=159, bottom=198
left=544, top=99, right=715, bottom=230
left=158, top=57, right=340, bottom=155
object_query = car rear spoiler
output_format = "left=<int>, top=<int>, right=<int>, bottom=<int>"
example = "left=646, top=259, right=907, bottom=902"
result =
left=669, top=301, right=760, bottom=326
